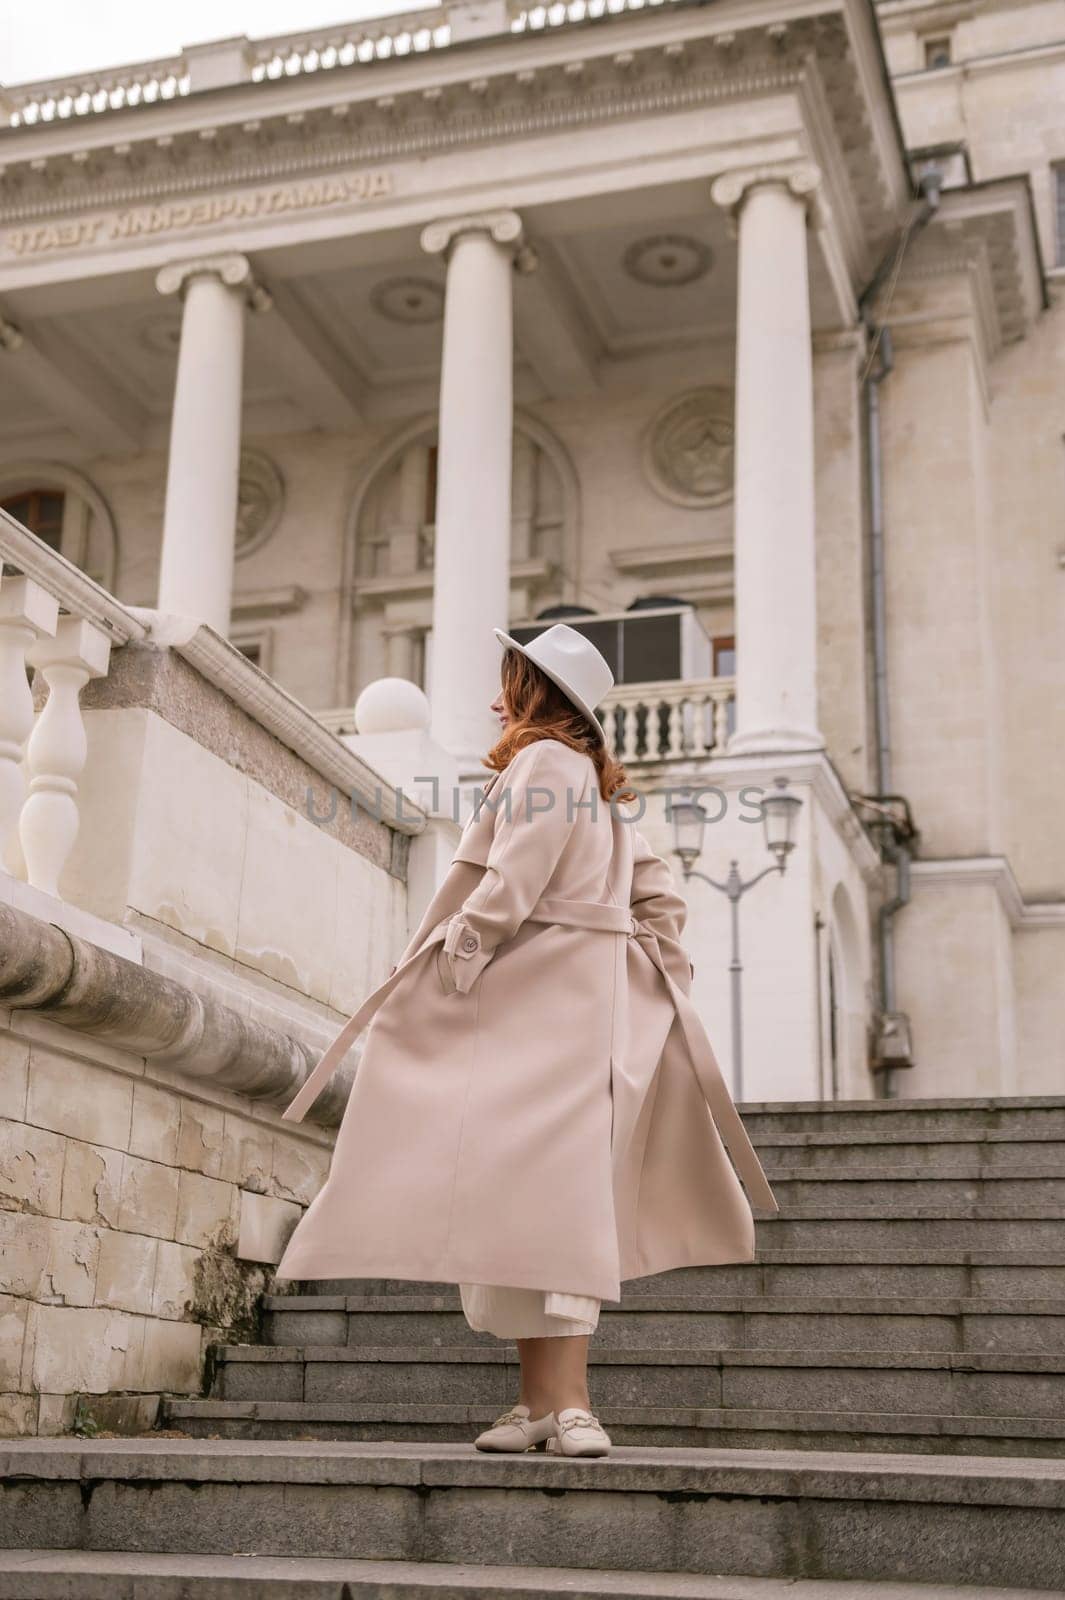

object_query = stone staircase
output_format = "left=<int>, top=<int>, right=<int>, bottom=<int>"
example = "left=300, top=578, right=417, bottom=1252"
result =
left=2, top=1097, right=1065, bottom=1597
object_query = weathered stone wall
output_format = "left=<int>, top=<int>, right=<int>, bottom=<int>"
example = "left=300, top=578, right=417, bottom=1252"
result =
left=0, top=1010, right=332, bottom=1436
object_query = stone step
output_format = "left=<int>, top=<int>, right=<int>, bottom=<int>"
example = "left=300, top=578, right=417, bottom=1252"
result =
left=164, top=1396, right=1065, bottom=1458
left=756, top=1214, right=1064, bottom=1250
left=261, top=1293, right=1065, bottom=1353
left=2, top=1439, right=1063, bottom=1591
left=736, top=1098, right=1065, bottom=1139
left=304, top=1251, right=1065, bottom=1301
left=756, top=1137, right=1065, bottom=1175
left=754, top=1173, right=1065, bottom=1214
left=0, top=1550, right=1051, bottom=1600
left=208, top=1343, right=1065, bottom=1420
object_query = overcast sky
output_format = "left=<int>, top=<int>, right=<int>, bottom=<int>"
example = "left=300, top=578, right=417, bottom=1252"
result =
left=2, top=0, right=426, bottom=87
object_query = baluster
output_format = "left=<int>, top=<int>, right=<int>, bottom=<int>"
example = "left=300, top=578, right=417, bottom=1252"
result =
left=666, top=694, right=684, bottom=759
left=620, top=693, right=640, bottom=764
left=689, top=689, right=710, bottom=758
left=711, top=684, right=731, bottom=751
left=19, top=616, right=111, bottom=898
left=0, top=576, right=58, bottom=865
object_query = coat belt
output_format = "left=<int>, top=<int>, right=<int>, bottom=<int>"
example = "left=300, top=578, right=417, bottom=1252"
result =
left=281, top=894, right=778, bottom=1212
left=531, top=896, right=776, bottom=1211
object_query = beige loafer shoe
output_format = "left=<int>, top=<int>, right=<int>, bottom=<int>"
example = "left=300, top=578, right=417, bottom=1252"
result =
left=474, top=1403, right=556, bottom=1452
left=549, top=1405, right=612, bottom=1457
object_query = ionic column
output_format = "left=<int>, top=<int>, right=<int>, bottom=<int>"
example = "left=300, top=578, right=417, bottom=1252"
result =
left=420, top=211, right=522, bottom=768
left=711, top=164, right=825, bottom=754
left=155, top=254, right=270, bottom=635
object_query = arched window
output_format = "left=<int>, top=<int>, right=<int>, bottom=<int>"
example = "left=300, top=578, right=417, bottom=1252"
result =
left=1, top=488, right=66, bottom=552
left=0, top=464, right=117, bottom=591
left=335, top=414, right=580, bottom=707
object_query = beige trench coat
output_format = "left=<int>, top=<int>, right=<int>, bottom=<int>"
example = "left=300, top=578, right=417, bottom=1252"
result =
left=276, top=737, right=777, bottom=1299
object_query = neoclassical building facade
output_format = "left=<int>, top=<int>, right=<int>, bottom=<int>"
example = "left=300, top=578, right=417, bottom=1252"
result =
left=0, top=0, right=1062, bottom=1115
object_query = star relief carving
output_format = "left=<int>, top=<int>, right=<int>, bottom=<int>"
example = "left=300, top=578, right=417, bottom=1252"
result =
left=643, top=388, right=735, bottom=509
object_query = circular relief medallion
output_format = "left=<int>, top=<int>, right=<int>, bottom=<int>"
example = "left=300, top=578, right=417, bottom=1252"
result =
left=370, top=276, right=444, bottom=324
left=643, top=388, right=735, bottom=508
left=235, top=449, right=284, bottom=558
left=622, top=233, right=712, bottom=289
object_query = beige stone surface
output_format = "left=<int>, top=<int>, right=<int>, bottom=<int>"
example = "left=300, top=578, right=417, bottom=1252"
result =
left=176, top=1098, right=225, bottom=1178
left=0, top=1392, right=36, bottom=1436
left=61, top=1139, right=124, bottom=1229
left=0, top=1295, right=29, bottom=1390
left=1014, top=926, right=1065, bottom=1096
left=219, top=1112, right=274, bottom=1194
left=174, top=1169, right=238, bottom=1251
left=129, top=1080, right=181, bottom=1166
left=235, top=783, right=341, bottom=1005
left=0, top=1035, right=29, bottom=1121
left=236, top=1189, right=302, bottom=1265
left=138, top=1316, right=202, bottom=1394
left=22, top=1304, right=144, bottom=1394
left=35, top=1393, right=77, bottom=1436
left=0, top=1120, right=65, bottom=1217
left=271, top=1136, right=330, bottom=1207
left=116, top=1154, right=180, bottom=1241
left=897, top=878, right=1016, bottom=1097
left=26, top=1051, right=134, bottom=1149
left=127, top=714, right=250, bottom=960
left=95, top=1229, right=159, bottom=1315
left=151, top=1239, right=199, bottom=1321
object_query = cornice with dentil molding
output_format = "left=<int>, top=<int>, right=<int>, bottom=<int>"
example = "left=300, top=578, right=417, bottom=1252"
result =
left=0, top=15, right=890, bottom=235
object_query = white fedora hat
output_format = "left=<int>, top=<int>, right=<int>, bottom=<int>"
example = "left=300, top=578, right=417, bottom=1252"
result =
left=493, top=622, right=614, bottom=746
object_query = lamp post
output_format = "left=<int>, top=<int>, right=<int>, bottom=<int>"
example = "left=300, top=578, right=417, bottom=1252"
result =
left=672, top=776, right=802, bottom=1101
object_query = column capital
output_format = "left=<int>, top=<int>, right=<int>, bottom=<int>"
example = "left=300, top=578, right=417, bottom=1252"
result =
left=420, top=209, right=524, bottom=260
left=710, top=161, right=822, bottom=217
left=155, top=252, right=272, bottom=312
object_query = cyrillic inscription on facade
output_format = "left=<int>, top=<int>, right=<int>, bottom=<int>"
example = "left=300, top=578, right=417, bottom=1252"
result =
left=4, top=170, right=393, bottom=257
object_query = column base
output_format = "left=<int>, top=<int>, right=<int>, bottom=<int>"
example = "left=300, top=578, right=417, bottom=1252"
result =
left=725, top=725, right=827, bottom=757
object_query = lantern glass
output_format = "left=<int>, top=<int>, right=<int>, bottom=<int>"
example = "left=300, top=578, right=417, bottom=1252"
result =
left=762, top=777, right=801, bottom=861
left=671, top=798, right=707, bottom=869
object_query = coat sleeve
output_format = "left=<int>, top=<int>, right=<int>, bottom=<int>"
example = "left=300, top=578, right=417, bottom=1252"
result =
left=630, top=829, right=695, bottom=987
left=440, top=740, right=583, bottom=995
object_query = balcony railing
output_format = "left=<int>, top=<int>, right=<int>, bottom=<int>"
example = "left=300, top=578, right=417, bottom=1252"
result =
left=599, top=677, right=735, bottom=764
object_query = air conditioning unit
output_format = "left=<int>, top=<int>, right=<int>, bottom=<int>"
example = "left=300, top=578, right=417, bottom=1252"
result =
left=509, top=604, right=711, bottom=686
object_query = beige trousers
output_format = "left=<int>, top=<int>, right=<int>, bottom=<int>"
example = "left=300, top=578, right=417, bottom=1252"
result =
left=459, top=1281, right=601, bottom=1338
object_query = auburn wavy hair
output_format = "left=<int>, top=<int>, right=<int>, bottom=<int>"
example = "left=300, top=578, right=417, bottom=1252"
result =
left=484, top=646, right=637, bottom=806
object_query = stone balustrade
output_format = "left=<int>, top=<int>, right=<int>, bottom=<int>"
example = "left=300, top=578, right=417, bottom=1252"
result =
left=0, top=509, right=145, bottom=906
left=600, top=677, right=736, bottom=765
left=2, top=0, right=683, bottom=124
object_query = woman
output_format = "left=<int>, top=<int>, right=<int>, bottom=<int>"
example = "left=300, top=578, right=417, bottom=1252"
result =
left=276, top=622, right=777, bottom=1459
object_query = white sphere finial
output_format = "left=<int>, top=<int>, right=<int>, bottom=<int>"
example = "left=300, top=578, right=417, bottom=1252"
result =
left=354, top=677, right=431, bottom=734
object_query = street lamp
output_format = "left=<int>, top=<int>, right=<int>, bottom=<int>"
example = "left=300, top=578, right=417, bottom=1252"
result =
left=671, top=776, right=803, bottom=1102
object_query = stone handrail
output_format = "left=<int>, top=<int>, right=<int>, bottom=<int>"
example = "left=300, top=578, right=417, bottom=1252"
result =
left=2, top=0, right=682, bottom=125
left=0, top=898, right=350, bottom=1126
